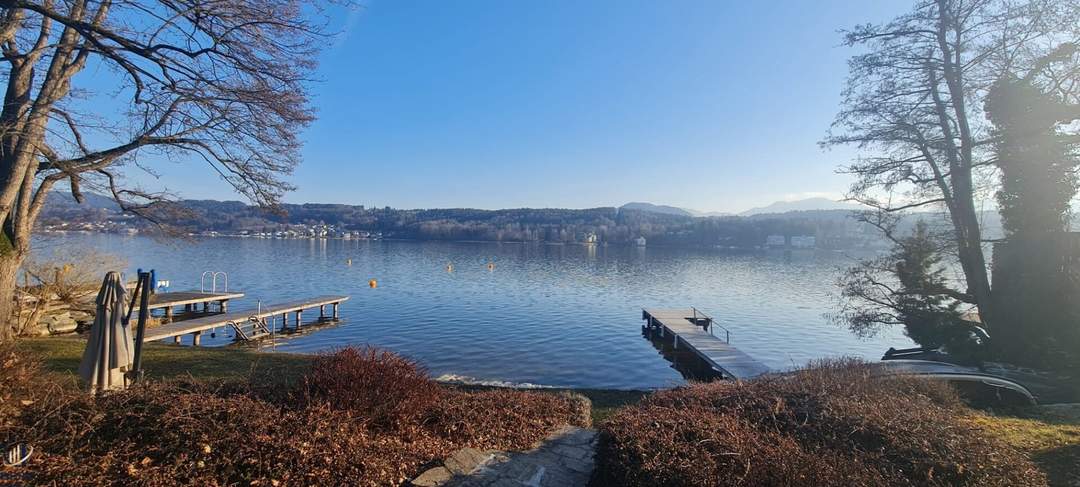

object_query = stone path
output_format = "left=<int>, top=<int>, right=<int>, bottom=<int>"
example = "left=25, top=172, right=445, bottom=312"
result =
left=410, top=425, right=598, bottom=487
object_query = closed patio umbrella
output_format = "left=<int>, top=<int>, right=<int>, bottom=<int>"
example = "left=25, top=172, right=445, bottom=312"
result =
left=78, top=271, right=135, bottom=393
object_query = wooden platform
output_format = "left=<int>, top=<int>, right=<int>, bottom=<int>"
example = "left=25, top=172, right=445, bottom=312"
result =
left=643, top=308, right=770, bottom=380
left=144, top=295, right=349, bottom=345
left=140, top=291, right=245, bottom=310
left=132, top=291, right=246, bottom=322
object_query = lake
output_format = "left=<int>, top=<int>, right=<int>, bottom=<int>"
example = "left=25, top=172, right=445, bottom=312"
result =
left=37, top=234, right=913, bottom=389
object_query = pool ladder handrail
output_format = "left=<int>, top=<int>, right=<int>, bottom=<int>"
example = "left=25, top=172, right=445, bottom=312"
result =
left=200, top=271, right=228, bottom=293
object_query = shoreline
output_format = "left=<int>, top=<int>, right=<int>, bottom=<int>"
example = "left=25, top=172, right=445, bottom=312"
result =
left=38, top=230, right=887, bottom=252
left=17, top=336, right=649, bottom=423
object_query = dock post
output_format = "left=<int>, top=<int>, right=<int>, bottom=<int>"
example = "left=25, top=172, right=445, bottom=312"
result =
left=282, top=313, right=288, bottom=330
left=220, top=300, right=228, bottom=312
left=192, top=331, right=202, bottom=346
left=202, top=302, right=209, bottom=313
left=173, top=335, right=182, bottom=345
left=295, top=310, right=303, bottom=329
left=164, top=306, right=173, bottom=323
left=319, top=305, right=325, bottom=320
left=332, top=302, right=339, bottom=319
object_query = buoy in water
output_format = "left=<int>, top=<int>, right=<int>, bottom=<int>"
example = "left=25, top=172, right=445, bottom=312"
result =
left=368, top=279, right=377, bottom=288
left=346, top=258, right=352, bottom=266
left=446, top=263, right=454, bottom=272
left=486, top=262, right=495, bottom=271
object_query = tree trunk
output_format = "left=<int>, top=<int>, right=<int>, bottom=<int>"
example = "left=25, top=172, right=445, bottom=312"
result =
left=0, top=248, right=23, bottom=343
left=951, top=171, right=996, bottom=331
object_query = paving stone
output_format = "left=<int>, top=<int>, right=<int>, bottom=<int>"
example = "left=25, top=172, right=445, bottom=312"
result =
left=415, top=426, right=598, bottom=487
left=444, top=448, right=494, bottom=475
left=551, top=444, right=593, bottom=460
left=555, top=428, right=596, bottom=447
left=558, top=456, right=594, bottom=475
left=411, top=466, right=453, bottom=487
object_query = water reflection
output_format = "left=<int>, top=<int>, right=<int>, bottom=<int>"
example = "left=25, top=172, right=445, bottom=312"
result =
left=641, top=325, right=722, bottom=382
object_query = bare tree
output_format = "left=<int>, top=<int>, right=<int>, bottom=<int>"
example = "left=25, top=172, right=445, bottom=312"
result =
left=824, top=0, right=1080, bottom=335
left=0, top=1, right=344, bottom=340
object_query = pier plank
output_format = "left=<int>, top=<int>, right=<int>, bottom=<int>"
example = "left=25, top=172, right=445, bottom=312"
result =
left=135, top=291, right=246, bottom=312
left=643, top=308, right=770, bottom=380
left=144, top=295, right=349, bottom=342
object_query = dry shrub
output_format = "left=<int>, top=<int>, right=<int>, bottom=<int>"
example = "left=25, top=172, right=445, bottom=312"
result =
left=0, top=343, right=57, bottom=428
left=10, top=383, right=452, bottom=487
left=0, top=344, right=38, bottom=407
left=426, top=389, right=592, bottom=451
left=300, top=346, right=442, bottom=430
left=21, top=247, right=128, bottom=303
left=594, top=359, right=1046, bottom=487
left=15, top=247, right=127, bottom=335
left=2, top=346, right=590, bottom=486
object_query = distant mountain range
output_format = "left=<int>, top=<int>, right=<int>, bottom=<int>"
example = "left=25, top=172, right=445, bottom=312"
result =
left=617, top=201, right=725, bottom=217
left=620, top=197, right=862, bottom=218
left=738, top=197, right=865, bottom=216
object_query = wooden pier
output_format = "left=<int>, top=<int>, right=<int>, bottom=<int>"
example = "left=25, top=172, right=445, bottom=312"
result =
left=144, top=295, right=349, bottom=345
left=643, top=308, right=770, bottom=380
left=134, top=291, right=246, bottom=322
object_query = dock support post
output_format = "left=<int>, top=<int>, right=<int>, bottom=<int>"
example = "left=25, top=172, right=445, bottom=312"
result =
left=192, top=331, right=202, bottom=346
left=332, top=302, right=339, bottom=320
left=319, top=305, right=325, bottom=320
left=282, top=313, right=288, bottom=330
left=220, top=300, right=228, bottom=312
left=164, top=307, right=173, bottom=323
left=295, top=310, right=303, bottom=329
left=202, top=302, right=209, bottom=313
left=173, top=335, right=182, bottom=345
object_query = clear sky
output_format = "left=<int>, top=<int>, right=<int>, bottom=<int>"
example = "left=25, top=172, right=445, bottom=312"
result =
left=121, top=0, right=915, bottom=214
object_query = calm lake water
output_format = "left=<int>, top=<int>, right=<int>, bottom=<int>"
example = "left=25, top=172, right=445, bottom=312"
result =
left=38, top=234, right=912, bottom=389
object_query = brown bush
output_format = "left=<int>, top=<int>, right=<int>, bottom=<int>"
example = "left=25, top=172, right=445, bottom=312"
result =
left=594, top=359, right=1046, bottom=487
left=300, top=346, right=442, bottom=431
left=0, top=346, right=590, bottom=486
left=0, top=343, right=65, bottom=429
left=426, top=389, right=592, bottom=451
left=10, top=383, right=453, bottom=486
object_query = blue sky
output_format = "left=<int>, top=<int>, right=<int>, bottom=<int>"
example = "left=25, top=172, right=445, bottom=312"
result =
left=117, top=0, right=914, bottom=214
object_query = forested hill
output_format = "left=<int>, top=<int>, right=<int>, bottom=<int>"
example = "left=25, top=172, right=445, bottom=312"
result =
left=41, top=194, right=893, bottom=249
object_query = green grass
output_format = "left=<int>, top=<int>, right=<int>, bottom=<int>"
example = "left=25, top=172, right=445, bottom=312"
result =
left=18, top=337, right=315, bottom=385
left=17, top=337, right=647, bottom=424
left=561, top=388, right=649, bottom=423
left=971, top=405, right=1080, bottom=486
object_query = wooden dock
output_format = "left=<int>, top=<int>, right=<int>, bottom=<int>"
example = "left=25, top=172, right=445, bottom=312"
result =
left=134, top=291, right=246, bottom=322
left=144, top=295, right=349, bottom=345
left=643, top=308, right=770, bottom=380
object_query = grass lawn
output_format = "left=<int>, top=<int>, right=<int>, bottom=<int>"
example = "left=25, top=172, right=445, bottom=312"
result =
left=971, top=406, right=1080, bottom=486
left=18, top=336, right=315, bottom=385
left=17, top=337, right=646, bottom=424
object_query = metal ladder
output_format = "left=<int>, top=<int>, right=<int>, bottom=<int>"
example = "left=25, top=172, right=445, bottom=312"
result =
left=200, top=271, right=228, bottom=293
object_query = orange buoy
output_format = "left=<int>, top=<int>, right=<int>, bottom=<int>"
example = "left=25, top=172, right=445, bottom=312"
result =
left=368, top=279, right=377, bottom=288
left=487, top=262, right=495, bottom=271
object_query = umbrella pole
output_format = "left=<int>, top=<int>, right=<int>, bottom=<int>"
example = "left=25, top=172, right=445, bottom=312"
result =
left=129, top=272, right=152, bottom=384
